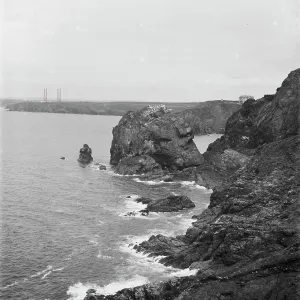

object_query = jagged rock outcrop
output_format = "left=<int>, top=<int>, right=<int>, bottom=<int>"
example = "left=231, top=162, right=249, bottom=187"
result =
left=86, top=69, right=300, bottom=299
left=77, top=144, right=93, bottom=167
left=124, top=195, right=195, bottom=216
left=110, top=105, right=204, bottom=174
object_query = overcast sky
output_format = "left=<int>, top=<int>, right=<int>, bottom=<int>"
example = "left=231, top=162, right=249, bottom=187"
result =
left=1, top=0, right=299, bottom=101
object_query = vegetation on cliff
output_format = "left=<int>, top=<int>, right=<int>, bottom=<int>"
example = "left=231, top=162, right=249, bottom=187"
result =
left=85, top=69, right=300, bottom=299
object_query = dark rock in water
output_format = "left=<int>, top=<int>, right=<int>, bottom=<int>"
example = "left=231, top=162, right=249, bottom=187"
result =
left=60, top=157, right=66, bottom=160
left=94, top=163, right=106, bottom=170
left=161, top=175, right=174, bottom=182
left=124, top=195, right=195, bottom=217
left=124, top=210, right=149, bottom=217
left=135, top=197, right=153, bottom=205
left=126, top=196, right=131, bottom=198
left=77, top=144, right=93, bottom=167
left=110, top=105, right=204, bottom=175
left=83, top=289, right=98, bottom=300
left=147, top=194, right=195, bottom=212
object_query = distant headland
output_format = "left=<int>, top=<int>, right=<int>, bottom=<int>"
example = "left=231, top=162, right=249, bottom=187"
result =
left=3, top=99, right=240, bottom=116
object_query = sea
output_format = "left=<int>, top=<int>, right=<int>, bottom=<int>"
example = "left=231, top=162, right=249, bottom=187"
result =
left=0, top=108, right=221, bottom=300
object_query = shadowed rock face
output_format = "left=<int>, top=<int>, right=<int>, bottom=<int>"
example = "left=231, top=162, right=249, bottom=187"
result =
left=110, top=105, right=204, bottom=174
left=85, top=69, right=300, bottom=299
left=77, top=144, right=93, bottom=167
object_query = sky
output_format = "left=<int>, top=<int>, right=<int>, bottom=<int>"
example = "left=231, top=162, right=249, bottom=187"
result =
left=1, top=0, right=300, bottom=101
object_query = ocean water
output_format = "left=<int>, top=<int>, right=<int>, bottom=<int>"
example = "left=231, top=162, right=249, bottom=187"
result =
left=0, top=109, right=220, bottom=300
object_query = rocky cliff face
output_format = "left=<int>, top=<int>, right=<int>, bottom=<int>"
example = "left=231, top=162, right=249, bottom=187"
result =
left=176, top=100, right=241, bottom=135
left=86, top=69, right=300, bottom=299
left=110, top=105, right=204, bottom=174
left=77, top=144, right=93, bottom=167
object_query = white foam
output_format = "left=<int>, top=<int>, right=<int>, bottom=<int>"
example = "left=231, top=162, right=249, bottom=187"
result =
left=164, top=268, right=198, bottom=278
left=67, top=275, right=149, bottom=300
left=30, top=265, right=53, bottom=278
left=124, top=197, right=147, bottom=212
left=98, top=275, right=149, bottom=295
left=180, top=181, right=207, bottom=190
left=97, top=250, right=113, bottom=260
left=88, top=239, right=99, bottom=246
left=41, top=271, right=52, bottom=279
left=133, top=178, right=164, bottom=185
left=3, top=281, right=19, bottom=289
left=53, top=267, right=65, bottom=272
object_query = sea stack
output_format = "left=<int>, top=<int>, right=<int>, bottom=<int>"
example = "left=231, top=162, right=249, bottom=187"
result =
left=77, top=144, right=93, bottom=167
left=110, top=104, right=204, bottom=175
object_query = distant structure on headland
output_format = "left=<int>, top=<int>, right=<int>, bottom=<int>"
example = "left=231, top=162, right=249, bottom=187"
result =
left=239, top=95, right=254, bottom=104
left=41, top=88, right=62, bottom=102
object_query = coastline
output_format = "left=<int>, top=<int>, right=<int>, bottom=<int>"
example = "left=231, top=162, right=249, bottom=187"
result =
left=83, top=69, right=300, bottom=300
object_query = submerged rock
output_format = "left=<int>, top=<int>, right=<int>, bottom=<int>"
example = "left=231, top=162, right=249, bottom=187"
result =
left=60, top=156, right=66, bottom=160
left=77, top=144, right=93, bottom=167
left=94, top=163, right=107, bottom=170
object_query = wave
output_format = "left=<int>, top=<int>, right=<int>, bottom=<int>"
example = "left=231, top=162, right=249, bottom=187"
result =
left=180, top=181, right=207, bottom=190
left=97, top=250, right=113, bottom=260
left=30, top=265, right=53, bottom=278
left=2, top=281, right=19, bottom=290
left=67, top=275, right=149, bottom=300
left=133, top=178, right=167, bottom=185
left=41, top=271, right=52, bottom=280
left=123, top=196, right=147, bottom=212
left=118, top=235, right=199, bottom=283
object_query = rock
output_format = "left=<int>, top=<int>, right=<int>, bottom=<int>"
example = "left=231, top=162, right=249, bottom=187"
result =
left=115, top=155, right=163, bottom=175
left=83, top=289, right=98, bottom=300
left=60, top=156, right=66, bottom=160
left=147, top=194, right=195, bottom=212
left=124, top=195, right=195, bottom=217
left=135, top=197, right=153, bottom=205
left=110, top=105, right=204, bottom=175
left=77, top=144, right=93, bottom=167
left=94, top=163, right=106, bottom=170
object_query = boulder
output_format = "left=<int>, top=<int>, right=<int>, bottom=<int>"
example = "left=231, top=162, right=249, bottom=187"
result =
left=77, top=144, right=93, bottom=167
left=110, top=105, right=204, bottom=175
left=147, top=194, right=195, bottom=212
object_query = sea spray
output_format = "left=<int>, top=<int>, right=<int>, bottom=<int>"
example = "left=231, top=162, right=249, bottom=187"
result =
left=67, top=275, right=149, bottom=300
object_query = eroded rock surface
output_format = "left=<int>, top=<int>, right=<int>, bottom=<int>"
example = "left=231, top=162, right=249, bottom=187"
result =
left=110, top=105, right=204, bottom=174
left=77, top=144, right=93, bottom=167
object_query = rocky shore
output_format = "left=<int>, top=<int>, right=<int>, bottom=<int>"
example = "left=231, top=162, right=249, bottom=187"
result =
left=85, top=69, right=300, bottom=299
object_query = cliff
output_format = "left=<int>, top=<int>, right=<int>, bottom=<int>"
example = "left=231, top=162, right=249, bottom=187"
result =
left=175, top=100, right=241, bottom=135
left=110, top=105, right=204, bottom=174
left=85, top=69, right=300, bottom=299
